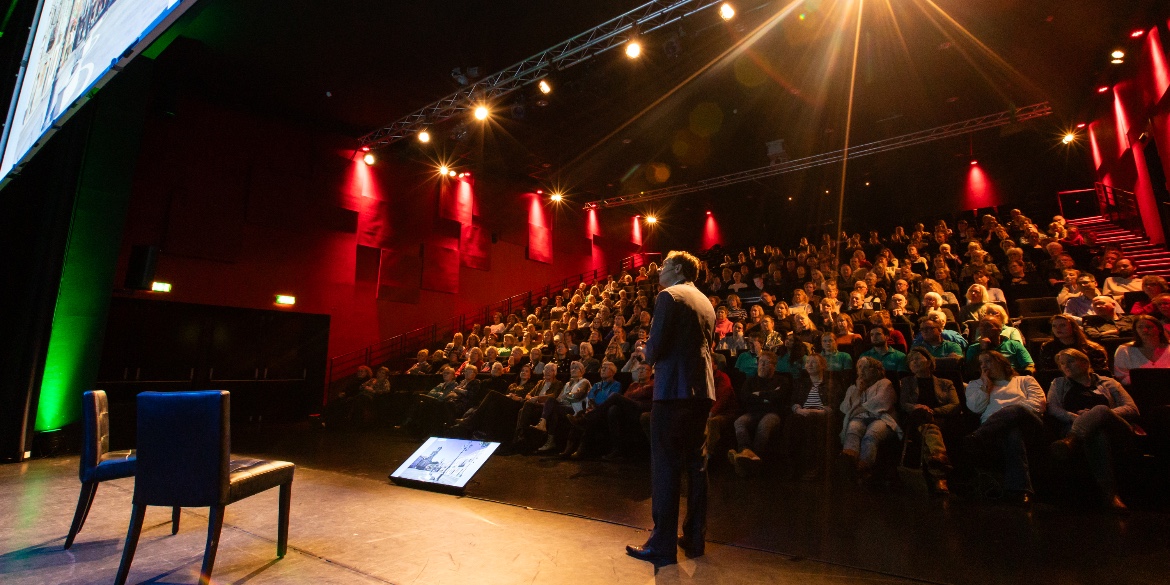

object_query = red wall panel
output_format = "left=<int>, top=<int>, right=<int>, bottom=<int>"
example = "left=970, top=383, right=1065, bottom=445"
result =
left=378, top=248, right=422, bottom=303
left=421, top=244, right=460, bottom=293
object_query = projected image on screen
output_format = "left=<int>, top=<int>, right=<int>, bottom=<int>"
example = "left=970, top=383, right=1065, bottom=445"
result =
left=1, top=0, right=185, bottom=179
left=390, top=437, right=500, bottom=489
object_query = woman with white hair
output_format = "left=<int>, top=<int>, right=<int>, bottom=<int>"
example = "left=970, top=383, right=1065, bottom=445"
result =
left=957, top=283, right=990, bottom=325
left=921, top=291, right=957, bottom=324
left=839, top=357, right=901, bottom=484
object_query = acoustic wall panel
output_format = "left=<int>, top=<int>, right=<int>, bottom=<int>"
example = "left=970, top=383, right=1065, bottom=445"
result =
left=377, top=248, right=422, bottom=303
left=421, top=244, right=460, bottom=293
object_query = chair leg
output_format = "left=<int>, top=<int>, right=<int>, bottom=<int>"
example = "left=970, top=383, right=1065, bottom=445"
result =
left=64, top=481, right=98, bottom=549
left=171, top=507, right=181, bottom=534
left=114, top=504, right=147, bottom=585
left=277, top=482, right=292, bottom=558
left=199, top=505, right=226, bottom=585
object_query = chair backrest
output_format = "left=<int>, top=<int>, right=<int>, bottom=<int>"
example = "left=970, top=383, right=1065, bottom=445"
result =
left=1127, top=368, right=1170, bottom=416
left=135, top=391, right=231, bottom=507
left=80, top=390, right=111, bottom=481
left=1122, top=291, right=1149, bottom=313
left=1015, top=297, right=1060, bottom=318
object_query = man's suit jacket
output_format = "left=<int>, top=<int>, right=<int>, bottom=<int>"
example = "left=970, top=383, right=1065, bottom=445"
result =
left=644, top=281, right=717, bottom=401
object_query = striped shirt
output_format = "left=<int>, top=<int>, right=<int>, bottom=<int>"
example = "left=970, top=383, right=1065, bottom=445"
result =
left=803, top=381, right=825, bottom=410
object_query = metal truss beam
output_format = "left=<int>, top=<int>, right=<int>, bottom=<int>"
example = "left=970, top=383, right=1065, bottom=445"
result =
left=584, top=102, right=1053, bottom=209
left=358, top=0, right=724, bottom=149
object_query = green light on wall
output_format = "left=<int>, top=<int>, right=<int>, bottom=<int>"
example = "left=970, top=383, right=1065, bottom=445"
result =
left=151, top=281, right=172, bottom=292
left=275, top=294, right=296, bottom=306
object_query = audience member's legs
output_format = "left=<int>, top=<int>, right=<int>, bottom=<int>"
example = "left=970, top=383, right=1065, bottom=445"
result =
left=859, top=420, right=892, bottom=467
left=734, top=413, right=763, bottom=452
left=1070, top=405, right=1132, bottom=440
left=843, top=418, right=868, bottom=456
left=752, top=413, right=783, bottom=455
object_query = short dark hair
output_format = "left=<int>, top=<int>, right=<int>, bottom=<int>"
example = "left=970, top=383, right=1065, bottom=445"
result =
left=665, top=250, right=701, bottom=282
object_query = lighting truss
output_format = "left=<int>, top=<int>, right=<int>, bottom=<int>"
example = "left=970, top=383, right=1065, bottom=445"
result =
left=358, top=0, right=725, bottom=149
left=583, top=102, right=1053, bottom=209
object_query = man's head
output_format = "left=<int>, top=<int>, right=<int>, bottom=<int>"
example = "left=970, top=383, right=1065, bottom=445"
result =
left=757, top=351, right=778, bottom=378
left=1092, top=295, right=1120, bottom=319
left=849, top=291, right=865, bottom=309
left=661, top=251, right=700, bottom=286
left=869, top=325, right=889, bottom=347
left=918, top=316, right=943, bottom=344
left=1076, top=273, right=1098, bottom=294
left=600, top=360, right=617, bottom=380
left=977, top=313, right=1005, bottom=341
left=542, top=362, right=557, bottom=380
left=1113, top=259, right=1135, bottom=278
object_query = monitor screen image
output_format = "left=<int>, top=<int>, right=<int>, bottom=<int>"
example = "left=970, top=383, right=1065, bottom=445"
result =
left=390, top=437, right=500, bottom=490
left=0, top=0, right=194, bottom=182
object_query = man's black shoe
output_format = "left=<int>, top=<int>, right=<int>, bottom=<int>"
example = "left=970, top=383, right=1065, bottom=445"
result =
left=625, top=544, right=677, bottom=565
left=677, top=535, right=705, bottom=558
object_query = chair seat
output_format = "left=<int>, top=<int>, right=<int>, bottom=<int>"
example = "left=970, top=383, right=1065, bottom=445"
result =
left=228, top=459, right=295, bottom=503
left=85, top=450, right=136, bottom=483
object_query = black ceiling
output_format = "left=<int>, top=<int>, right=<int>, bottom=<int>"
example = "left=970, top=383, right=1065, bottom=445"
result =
left=3, top=0, right=1167, bottom=200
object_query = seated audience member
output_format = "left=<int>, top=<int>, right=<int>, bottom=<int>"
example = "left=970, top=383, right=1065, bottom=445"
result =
left=726, top=293, right=749, bottom=322
left=406, top=350, right=433, bottom=375
left=533, top=361, right=591, bottom=453
left=578, top=342, right=600, bottom=374
left=772, top=302, right=796, bottom=336
left=714, top=307, right=734, bottom=339
left=776, top=334, right=809, bottom=375
left=735, top=337, right=764, bottom=376
left=755, top=316, right=784, bottom=351
left=743, top=304, right=766, bottom=336
left=912, top=315, right=964, bottom=359
left=1129, top=276, right=1168, bottom=315
left=888, top=294, right=917, bottom=324
left=963, top=350, right=1046, bottom=505
left=833, top=313, right=864, bottom=348
left=401, top=366, right=460, bottom=435
left=860, top=326, right=908, bottom=374
left=911, top=309, right=969, bottom=351
left=717, top=321, right=749, bottom=354
left=820, top=333, right=854, bottom=373
left=1101, top=259, right=1141, bottom=301
left=1112, top=315, right=1170, bottom=384
left=1047, top=349, right=1139, bottom=511
left=979, top=303, right=1024, bottom=344
left=838, top=357, right=901, bottom=483
left=790, top=312, right=820, bottom=347
left=1083, top=296, right=1134, bottom=340
left=784, top=354, right=843, bottom=480
left=562, top=361, right=623, bottom=458
left=790, top=289, right=813, bottom=316
left=728, top=351, right=790, bottom=476
left=1064, top=273, right=1102, bottom=319
left=727, top=271, right=750, bottom=294
left=453, top=364, right=537, bottom=441
left=965, top=314, right=1035, bottom=376
left=1003, top=260, right=1042, bottom=301
left=528, top=348, right=547, bottom=377
left=1055, top=268, right=1082, bottom=308
left=868, top=311, right=908, bottom=353
left=972, top=270, right=1008, bottom=304
left=956, top=284, right=989, bottom=325
left=1037, top=315, right=1109, bottom=372
left=505, top=347, right=528, bottom=372
left=512, top=363, right=564, bottom=446
left=704, top=354, right=740, bottom=461
left=845, top=291, right=875, bottom=323
left=921, top=291, right=957, bottom=324
left=456, top=347, right=484, bottom=376
left=900, top=348, right=962, bottom=494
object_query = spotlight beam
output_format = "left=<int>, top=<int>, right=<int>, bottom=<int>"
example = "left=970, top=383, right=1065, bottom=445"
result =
left=833, top=0, right=865, bottom=265
left=582, top=102, right=1052, bottom=209
left=359, top=0, right=731, bottom=148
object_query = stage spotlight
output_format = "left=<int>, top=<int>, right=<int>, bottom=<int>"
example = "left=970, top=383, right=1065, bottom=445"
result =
left=625, top=40, right=642, bottom=59
left=1062, top=133, right=1076, bottom=145
left=439, top=165, right=449, bottom=175
left=448, top=170, right=457, bottom=177
left=363, top=153, right=376, bottom=165
left=1076, top=123, right=1086, bottom=129
left=1111, top=59, right=1124, bottom=64
left=1097, top=86, right=1110, bottom=93
left=418, top=130, right=431, bottom=143
left=361, top=146, right=371, bottom=152
left=706, top=210, right=712, bottom=215
left=1111, top=50, right=1125, bottom=59
left=538, top=79, right=551, bottom=94
left=551, top=193, right=563, bottom=202
left=720, top=3, right=735, bottom=20
left=474, top=105, right=490, bottom=120
left=970, top=160, right=978, bottom=165
left=645, top=215, right=657, bottom=224
left=1131, top=30, right=1145, bottom=38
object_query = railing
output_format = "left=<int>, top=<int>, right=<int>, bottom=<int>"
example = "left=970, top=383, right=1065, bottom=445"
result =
left=324, top=253, right=657, bottom=397
left=1095, top=183, right=1145, bottom=239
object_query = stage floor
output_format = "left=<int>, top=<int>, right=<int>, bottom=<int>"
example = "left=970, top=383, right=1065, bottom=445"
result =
left=3, top=456, right=912, bottom=585
left=3, top=424, right=1170, bottom=584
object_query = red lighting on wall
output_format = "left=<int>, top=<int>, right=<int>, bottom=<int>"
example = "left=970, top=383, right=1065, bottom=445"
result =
left=701, top=214, right=723, bottom=250
left=963, top=163, right=999, bottom=209
left=586, top=208, right=601, bottom=237
left=1150, top=28, right=1170, bottom=99
left=1088, top=123, right=1103, bottom=171
left=631, top=215, right=643, bottom=246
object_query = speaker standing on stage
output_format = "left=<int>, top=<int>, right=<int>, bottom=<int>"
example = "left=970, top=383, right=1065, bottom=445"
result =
left=626, top=251, right=716, bottom=566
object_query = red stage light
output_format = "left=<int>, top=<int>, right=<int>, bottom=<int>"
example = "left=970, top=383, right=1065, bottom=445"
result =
left=970, top=160, right=978, bottom=165
left=535, top=189, right=543, bottom=194
left=1131, top=30, right=1145, bottom=38
left=706, top=210, right=712, bottom=215
left=1097, top=86, right=1110, bottom=93
left=361, top=146, right=370, bottom=152
left=1076, top=123, right=1086, bottom=129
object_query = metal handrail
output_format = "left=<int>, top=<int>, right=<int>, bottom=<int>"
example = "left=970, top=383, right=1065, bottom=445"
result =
left=324, top=254, right=651, bottom=396
left=1095, top=183, right=1145, bottom=239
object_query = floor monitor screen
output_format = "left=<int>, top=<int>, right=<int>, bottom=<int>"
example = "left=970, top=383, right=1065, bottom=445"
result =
left=389, top=437, right=499, bottom=491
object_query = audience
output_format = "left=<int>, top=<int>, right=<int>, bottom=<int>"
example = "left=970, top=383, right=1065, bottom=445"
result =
left=900, top=348, right=962, bottom=494
left=839, top=357, right=901, bottom=485
left=729, top=351, right=790, bottom=477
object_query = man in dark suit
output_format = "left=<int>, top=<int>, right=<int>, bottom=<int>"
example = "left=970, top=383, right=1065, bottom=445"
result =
left=626, top=251, right=716, bottom=565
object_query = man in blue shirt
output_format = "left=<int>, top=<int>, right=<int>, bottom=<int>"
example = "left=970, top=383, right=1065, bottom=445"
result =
left=912, top=317, right=964, bottom=359
left=586, top=361, right=622, bottom=408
